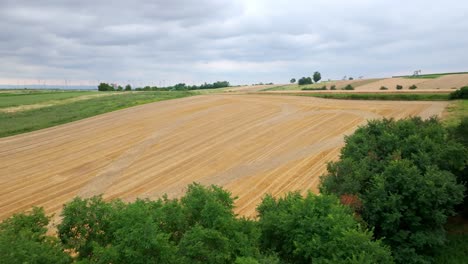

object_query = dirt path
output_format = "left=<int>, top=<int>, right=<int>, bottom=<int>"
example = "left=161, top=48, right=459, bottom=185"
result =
left=0, top=95, right=447, bottom=219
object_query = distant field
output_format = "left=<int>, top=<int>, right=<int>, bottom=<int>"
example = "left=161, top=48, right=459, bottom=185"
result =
left=293, top=92, right=450, bottom=101
left=0, top=90, right=93, bottom=108
left=0, top=91, right=193, bottom=137
left=259, top=91, right=449, bottom=101
left=395, top=71, right=468, bottom=79
left=261, top=79, right=383, bottom=91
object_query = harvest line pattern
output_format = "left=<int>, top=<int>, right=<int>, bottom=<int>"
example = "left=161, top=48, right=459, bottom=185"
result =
left=0, top=95, right=447, bottom=219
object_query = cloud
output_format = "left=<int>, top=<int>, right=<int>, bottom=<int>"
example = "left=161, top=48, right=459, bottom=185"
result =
left=0, top=0, right=467, bottom=86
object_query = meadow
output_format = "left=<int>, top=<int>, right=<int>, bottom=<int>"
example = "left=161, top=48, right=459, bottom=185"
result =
left=0, top=91, right=193, bottom=137
left=0, top=90, right=94, bottom=108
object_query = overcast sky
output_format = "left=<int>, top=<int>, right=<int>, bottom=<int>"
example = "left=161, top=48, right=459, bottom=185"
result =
left=1, top=0, right=467, bottom=86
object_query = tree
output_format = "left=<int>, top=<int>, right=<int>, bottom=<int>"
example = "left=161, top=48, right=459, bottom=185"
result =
left=257, top=192, right=394, bottom=264
left=117, top=85, right=123, bottom=91
left=98, top=82, right=113, bottom=91
left=313, top=71, right=321, bottom=83
left=125, top=84, right=132, bottom=91
left=320, top=117, right=466, bottom=263
left=396, top=85, right=403, bottom=90
left=298, top=77, right=312, bottom=85
left=0, top=207, right=71, bottom=264
left=290, top=78, right=296, bottom=84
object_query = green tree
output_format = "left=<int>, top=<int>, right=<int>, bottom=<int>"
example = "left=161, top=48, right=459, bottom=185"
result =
left=257, top=192, right=394, bottom=264
left=313, top=71, right=321, bottom=83
left=124, top=84, right=132, bottom=91
left=98, top=82, right=112, bottom=91
left=290, top=78, right=296, bottom=84
left=0, top=207, right=71, bottom=264
left=298, top=77, right=312, bottom=85
left=320, top=117, right=466, bottom=263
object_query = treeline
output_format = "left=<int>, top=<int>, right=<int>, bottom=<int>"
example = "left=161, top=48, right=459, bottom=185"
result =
left=98, top=81, right=230, bottom=92
left=1, top=117, right=467, bottom=263
left=291, top=71, right=322, bottom=85
left=0, top=185, right=393, bottom=263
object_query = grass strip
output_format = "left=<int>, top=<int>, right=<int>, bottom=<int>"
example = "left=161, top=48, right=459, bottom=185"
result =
left=294, top=92, right=450, bottom=101
left=0, top=91, right=193, bottom=138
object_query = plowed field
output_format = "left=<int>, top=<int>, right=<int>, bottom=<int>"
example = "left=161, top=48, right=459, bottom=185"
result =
left=0, top=95, right=447, bottom=219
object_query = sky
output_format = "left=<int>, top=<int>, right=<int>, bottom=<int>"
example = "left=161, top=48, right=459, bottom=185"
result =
left=1, top=0, right=468, bottom=87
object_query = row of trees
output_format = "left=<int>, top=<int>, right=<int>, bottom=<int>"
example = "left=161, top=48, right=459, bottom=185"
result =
left=1, top=117, right=466, bottom=263
left=291, top=71, right=322, bottom=85
left=98, top=81, right=230, bottom=92
left=0, top=184, right=393, bottom=263
left=98, top=83, right=132, bottom=91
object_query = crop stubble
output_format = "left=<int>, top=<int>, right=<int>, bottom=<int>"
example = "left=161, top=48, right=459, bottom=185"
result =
left=0, top=95, right=447, bottom=219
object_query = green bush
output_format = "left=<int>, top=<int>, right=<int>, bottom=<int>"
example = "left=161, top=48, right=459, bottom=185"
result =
left=330, top=85, right=337, bottom=90
left=302, top=85, right=326, bottom=91
left=257, top=192, right=394, bottom=264
left=320, top=117, right=466, bottom=263
left=396, top=85, right=403, bottom=90
left=380, top=86, right=388, bottom=90
left=449, top=86, right=468, bottom=99
left=0, top=208, right=71, bottom=264
left=343, top=84, right=354, bottom=90
left=409, top=84, right=417, bottom=90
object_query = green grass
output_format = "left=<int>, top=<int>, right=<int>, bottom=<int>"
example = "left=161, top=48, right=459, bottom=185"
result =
left=292, top=92, right=450, bottom=101
left=0, top=90, right=94, bottom=108
left=443, top=100, right=468, bottom=128
left=0, top=91, right=194, bottom=137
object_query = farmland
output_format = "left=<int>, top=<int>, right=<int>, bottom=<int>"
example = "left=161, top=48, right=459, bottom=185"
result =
left=0, top=91, right=193, bottom=137
left=0, top=94, right=447, bottom=220
left=252, top=73, right=468, bottom=92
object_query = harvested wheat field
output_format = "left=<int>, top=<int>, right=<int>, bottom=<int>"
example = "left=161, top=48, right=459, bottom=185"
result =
left=0, top=95, right=447, bottom=220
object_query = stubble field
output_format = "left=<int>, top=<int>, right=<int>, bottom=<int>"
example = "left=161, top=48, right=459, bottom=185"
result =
left=0, top=94, right=447, bottom=220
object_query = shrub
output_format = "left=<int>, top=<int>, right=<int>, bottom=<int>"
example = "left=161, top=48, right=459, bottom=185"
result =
left=258, top=192, right=393, bottom=263
left=320, top=117, right=466, bottom=263
left=396, top=85, right=403, bottom=90
left=301, top=85, right=326, bottom=91
left=449, top=86, right=468, bottom=99
left=55, top=184, right=274, bottom=263
left=409, top=84, right=417, bottom=90
left=343, top=84, right=354, bottom=90
left=330, top=85, right=336, bottom=90
left=380, top=86, right=388, bottom=90
left=0, top=208, right=71, bottom=264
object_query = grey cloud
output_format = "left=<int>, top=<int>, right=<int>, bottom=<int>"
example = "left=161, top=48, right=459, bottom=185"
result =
left=0, top=0, right=467, bottom=85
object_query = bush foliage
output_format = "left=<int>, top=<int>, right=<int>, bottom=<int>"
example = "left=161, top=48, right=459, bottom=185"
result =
left=1, top=184, right=394, bottom=263
left=449, top=86, right=468, bottom=99
left=320, top=117, right=466, bottom=263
